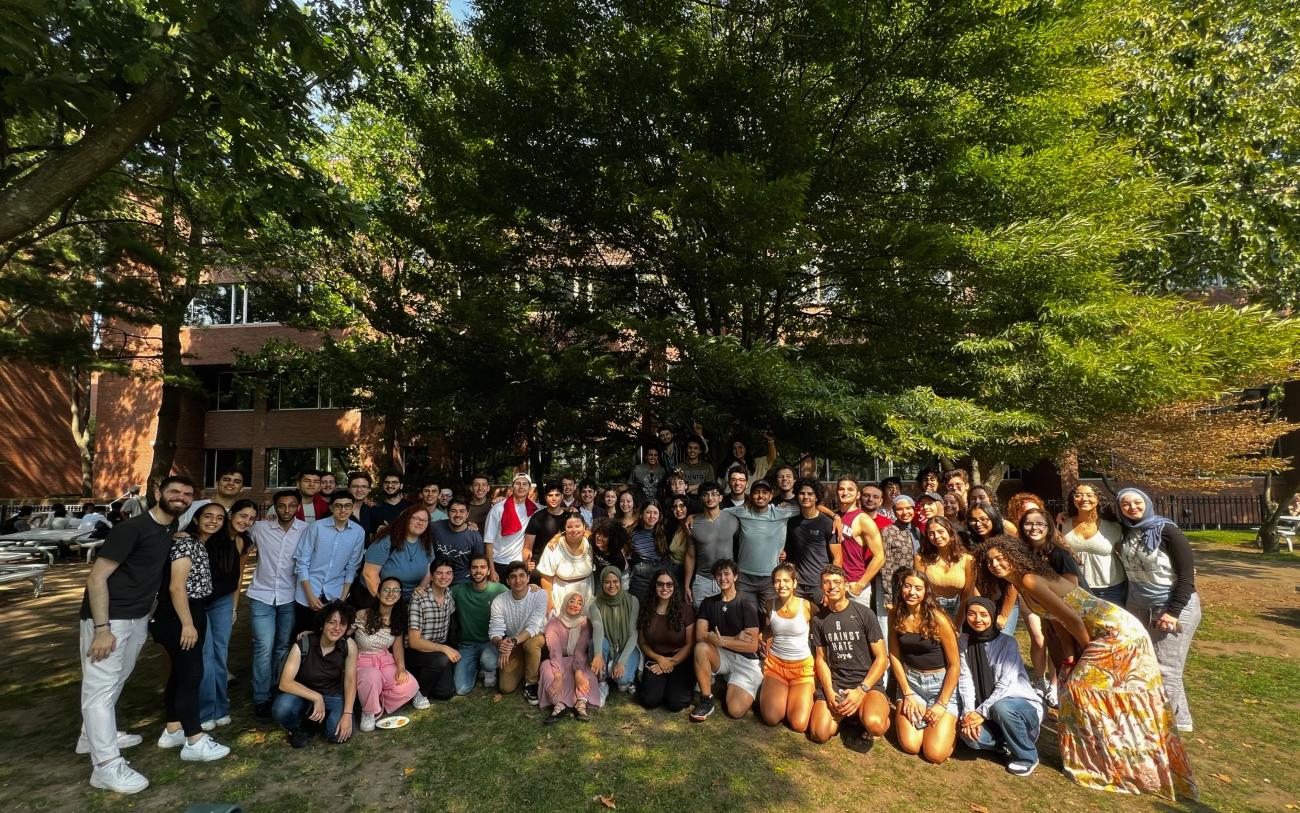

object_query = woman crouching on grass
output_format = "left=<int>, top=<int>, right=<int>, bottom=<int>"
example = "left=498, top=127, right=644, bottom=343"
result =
left=888, top=568, right=959, bottom=764
left=352, top=576, right=418, bottom=731
left=274, top=601, right=357, bottom=747
left=758, top=563, right=816, bottom=732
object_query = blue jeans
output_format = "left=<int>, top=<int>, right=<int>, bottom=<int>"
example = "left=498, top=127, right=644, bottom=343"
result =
left=601, top=639, right=641, bottom=689
left=960, top=697, right=1041, bottom=763
left=1086, top=581, right=1128, bottom=606
left=272, top=692, right=347, bottom=742
left=250, top=598, right=297, bottom=703
left=454, top=642, right=499, bottom=695
left=200, top=592, right=235, bottom=721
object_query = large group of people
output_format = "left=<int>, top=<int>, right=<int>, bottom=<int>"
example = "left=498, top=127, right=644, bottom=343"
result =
left=75, top=443, right=1198, bottom=803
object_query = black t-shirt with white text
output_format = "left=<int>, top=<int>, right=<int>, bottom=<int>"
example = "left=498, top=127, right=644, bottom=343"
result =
left=811, top=601, right=885, bottom=691
left=698, top=592, right=762, bottom=660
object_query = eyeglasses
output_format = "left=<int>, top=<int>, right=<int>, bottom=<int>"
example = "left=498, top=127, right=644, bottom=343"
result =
left=1023, top=522, right=1049, bottom=530
left=655, top=581, right=675, bottom=588
left=379, top=588, right=402, bottom=595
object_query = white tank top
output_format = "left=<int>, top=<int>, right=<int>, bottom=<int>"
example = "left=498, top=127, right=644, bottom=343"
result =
left=768, top=605, right=812, bottom=661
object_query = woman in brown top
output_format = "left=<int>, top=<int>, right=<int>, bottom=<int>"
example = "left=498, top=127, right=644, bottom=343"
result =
left=275, top=601, right=358, bottom=747
left=636, top=568, right=696, bottom=711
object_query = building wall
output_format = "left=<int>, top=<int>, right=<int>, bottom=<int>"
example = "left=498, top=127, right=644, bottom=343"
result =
left=0, top=361, right=82, bottom=498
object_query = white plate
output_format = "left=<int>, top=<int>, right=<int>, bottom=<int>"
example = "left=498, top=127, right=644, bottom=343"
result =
left=375, top=715, right=410, bottom=730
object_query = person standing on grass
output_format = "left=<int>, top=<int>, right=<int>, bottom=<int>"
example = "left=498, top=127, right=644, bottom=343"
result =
left=294, top=470, right=329, bottom=524
left=452, top=555, right=509, bottom=695
left=246, top=490, right=307, bottom=721
left=1059, top=483, right=1126, bottom=606
left=418, top=481, right=448, bottom=524
left=292, top=492, right=365, bottom=635
left=465, top=474, right=494, bottom=531
left=957, top=597, right=1044, bottom=776
left=346, top=472, right=378, bottom=538
left=274, top=601, right=357, bottom=748
left=370, top=470, right=412, bottom=541
left=1115, top=487, right=1201, bottom=735
left=682, top=481, right=738, bottom=609
left=431, top=498, right=486, bottom=585
left=198, top=498, right=257, bottom=732
left=689, top=559, right=763, bottom=722
left=523, top=481, right=571, bottom=580
left=807, top=565, right=891, bottom=747
left=78, top=476, right=195, bottom=794
left=785, top=478, right=843, bottom=607
left=487, top=561, right=548, bottom=703
left=834, top=478, right=881, bottom=610
left=152, top=502, right=230, bottom=763
left=484, top=473, right=538, bottom=583
left=407, top=559, right=460, bottom=707
left=758, top=563, right=817, bottom=733
left=721, top=469, right=749, bottom=509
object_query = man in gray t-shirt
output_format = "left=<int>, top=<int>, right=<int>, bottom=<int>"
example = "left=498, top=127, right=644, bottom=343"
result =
left=683, top=482, right=739, bottom=608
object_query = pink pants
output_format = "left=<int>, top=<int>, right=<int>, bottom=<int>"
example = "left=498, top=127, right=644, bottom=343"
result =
left=356, top=650, right=418, bottom=715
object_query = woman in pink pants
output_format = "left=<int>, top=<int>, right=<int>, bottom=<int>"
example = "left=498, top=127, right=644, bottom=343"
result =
left=352, top=577, right=417, bottom=731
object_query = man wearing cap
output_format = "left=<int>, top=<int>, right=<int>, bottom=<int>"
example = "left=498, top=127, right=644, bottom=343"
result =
left=683, top=481, right=739, bottom=608
left=484, top=474, right=538, bottom=583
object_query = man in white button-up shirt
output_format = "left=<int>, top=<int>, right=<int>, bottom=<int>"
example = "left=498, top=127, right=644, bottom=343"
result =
left=246, top=490, right=307, bottom=720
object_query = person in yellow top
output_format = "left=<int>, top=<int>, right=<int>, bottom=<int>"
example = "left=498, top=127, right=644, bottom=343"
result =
left=914, top=517, right=975, bottom=623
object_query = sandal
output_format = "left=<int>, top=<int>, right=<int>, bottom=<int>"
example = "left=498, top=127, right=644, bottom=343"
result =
left=574, top=699, right=590, bottom=722
left=544, top=704, right=567, bottom=725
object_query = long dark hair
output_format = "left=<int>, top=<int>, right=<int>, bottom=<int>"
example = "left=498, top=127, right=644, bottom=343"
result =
left=1018, top=507, right=1080, bottom=564
left=918, top=516, right=966, bottom=566
left=637, top=568, right=687, bottom=633
left=591, top=517, right=627, bottom=557
left=361, top=576, right=407, bottom=636
left=966, top=501, right=1008, bottom=546
left=635, top=502, right=669, bottom=557
left=187, top=502, right=238, bottom=576
left=386, top=505, right=434, bottom=556
left=889, top=567, right=949, bottom=642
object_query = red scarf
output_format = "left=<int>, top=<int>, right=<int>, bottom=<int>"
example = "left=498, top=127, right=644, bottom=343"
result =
left=500, top=497, right=538, bottom=537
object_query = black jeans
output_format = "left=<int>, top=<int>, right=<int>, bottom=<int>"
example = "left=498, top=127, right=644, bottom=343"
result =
left=151, top=598, right=208, bottom=737
left=406, top=649, right=457, bottom=701
left=638, top=660, right=694, bottom=711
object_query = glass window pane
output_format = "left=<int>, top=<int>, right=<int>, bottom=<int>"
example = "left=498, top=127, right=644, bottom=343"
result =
left=245, top=285, right=278, bottom=324
left=187, top=284, right=232, bottom=326
left=212, top=372, right=255, bottom=410
left=272, top=375, right=319, bottom=410
left=205, top=449, right=252, bottom=488
left=267, top=448, right=317, bottom=488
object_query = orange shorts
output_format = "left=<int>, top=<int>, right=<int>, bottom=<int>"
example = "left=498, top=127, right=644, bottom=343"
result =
left=762, top=654, right=815, bottom=686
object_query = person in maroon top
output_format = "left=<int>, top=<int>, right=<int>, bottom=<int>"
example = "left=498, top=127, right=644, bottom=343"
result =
left=835, top=479, right=883, bottom=611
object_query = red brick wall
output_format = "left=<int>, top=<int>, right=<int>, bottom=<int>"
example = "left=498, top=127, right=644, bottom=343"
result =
left=0, top=361, right=81, bottom=498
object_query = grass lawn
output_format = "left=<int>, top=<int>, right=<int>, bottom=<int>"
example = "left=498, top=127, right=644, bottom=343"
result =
left=1, top=537, right=1297, bottom=813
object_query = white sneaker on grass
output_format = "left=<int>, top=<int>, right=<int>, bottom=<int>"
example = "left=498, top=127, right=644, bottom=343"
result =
left=157, top=727, right=185, bottom=749
left=89, top=758, right=149, bottom=794
left=180, top=734, right=230, bottom=762
left=214, top=716, right=231, bottom=727
left=77, top=730, right=142, bottom=755
left=360, top=712, right=376, bottom=732
left=1007, top=760, right=1038, bottom=777
left=412, top=693, right=431, bottom=710
left=200, top=720, right=216, bottom=732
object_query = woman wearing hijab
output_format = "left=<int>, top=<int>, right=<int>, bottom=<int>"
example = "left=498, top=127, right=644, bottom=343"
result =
left=1114, top=487, right=1201, bottom=734
left=593, top=566, right=640, bottom=701
left=957, top=597, right=1043, bottom=776
left=973, top=536, right=1196, bottom=800
left=540, top=591, right=602, bottom=723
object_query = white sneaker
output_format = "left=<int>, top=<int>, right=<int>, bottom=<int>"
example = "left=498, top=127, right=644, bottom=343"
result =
left=89, top=758, right=149, bottom=794
left=360, top=712, right=376, bottom=732
left=180, top=734, right=230, bottom=762
left=412, top=693, right=430, bottom=710
left=483, top=672, right=498, bottom=689
left=214, top=716, right=231, bottom=727
left=157, top=727, right=185, bottom=749
left=77, top=730, right=142, bottom=755
left=200, top=720, right=216, bottom=732
left=1045, top=681, right=1059, bottom=709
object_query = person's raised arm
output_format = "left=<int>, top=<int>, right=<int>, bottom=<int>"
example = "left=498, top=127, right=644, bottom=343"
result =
left=85, top=556, right=123, bottom=661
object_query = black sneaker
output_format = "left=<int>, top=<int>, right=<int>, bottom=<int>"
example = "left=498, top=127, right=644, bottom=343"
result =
left=689, top=695, right=716, bottom=722
left=254, top=701, right=273, bottom=722
left=522, top=684, right=540, bottom=706
left=289, top=730, right=311, bottom=749
left=544, top=704, right=568, bottom=725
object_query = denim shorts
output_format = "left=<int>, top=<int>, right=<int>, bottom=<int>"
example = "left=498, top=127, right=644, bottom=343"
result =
left=934, top=594, right=960, bottom=624
left=904, top=666, right=958, bottom=728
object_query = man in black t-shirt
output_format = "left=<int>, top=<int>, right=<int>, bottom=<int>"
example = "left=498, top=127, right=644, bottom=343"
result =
left=689, top=559, right=763, bottom=722
left=369, top=470, right=411, bottom=540
left=78, top=475, right=196, bottom=794
left=522, top=481, right=569, bottom=575
left=785, top=479, right=842, bottom=605
left=431, top=498, right=486, bottom=584
left=808, top=565, right=891, bottom=746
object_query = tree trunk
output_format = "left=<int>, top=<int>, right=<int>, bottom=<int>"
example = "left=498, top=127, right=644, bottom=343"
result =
left=146, top=320, right=185, bottom=495
left=69, top=366, right=94, bottom=496
left=1057, top=447, right=1080, bottom=498
left=973, top=458, right=1008, bottom=493
left=1257, top=480, right=1300, bottom=554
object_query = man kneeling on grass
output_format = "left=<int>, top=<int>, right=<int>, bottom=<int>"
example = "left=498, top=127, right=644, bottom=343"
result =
left=274, top=601, right=358, bottom=747
left=808, top=565, right=891, bottom=747
left=689, top=559, right=762, bottom=721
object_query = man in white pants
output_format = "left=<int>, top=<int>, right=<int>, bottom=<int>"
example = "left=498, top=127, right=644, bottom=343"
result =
left=78, top=475, right=196, bottom=794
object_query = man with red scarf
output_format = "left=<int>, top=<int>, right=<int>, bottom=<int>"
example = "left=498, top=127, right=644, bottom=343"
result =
left=484, top=473, right=538, bottom=583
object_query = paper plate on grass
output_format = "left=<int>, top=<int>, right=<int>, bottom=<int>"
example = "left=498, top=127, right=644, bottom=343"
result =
left=376, top=715, right=410, bottom=730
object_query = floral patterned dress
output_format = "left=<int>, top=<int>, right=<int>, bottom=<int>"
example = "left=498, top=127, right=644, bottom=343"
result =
left=1029, top=587, right=1196, bottom=800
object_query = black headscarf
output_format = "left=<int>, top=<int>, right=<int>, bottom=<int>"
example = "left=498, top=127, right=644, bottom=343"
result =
left=963, top=596, right=1001, bottom=707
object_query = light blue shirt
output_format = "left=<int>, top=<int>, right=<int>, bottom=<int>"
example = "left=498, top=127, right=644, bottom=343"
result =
left=293, top=517, right=365, bottom=606
left=957, top=633, right=1044, bottom=720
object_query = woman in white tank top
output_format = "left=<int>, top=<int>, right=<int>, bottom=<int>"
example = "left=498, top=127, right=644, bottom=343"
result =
left=759, top=563, right=816, bottom=732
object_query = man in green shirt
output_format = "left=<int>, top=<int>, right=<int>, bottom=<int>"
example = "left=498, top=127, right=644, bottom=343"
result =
left=451, top=555, right=507, bottom=694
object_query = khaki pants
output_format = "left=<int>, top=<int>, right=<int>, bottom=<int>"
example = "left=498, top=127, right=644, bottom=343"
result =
left=499, top=635, right=545, bottom=693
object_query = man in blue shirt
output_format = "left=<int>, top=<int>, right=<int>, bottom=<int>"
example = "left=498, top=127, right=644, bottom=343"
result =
left=431, top=498, right=486, bottom=584
left=293, top=491, right=365, bottom=634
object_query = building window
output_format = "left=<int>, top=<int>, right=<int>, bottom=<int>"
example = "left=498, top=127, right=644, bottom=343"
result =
left=185, top=284, right=276, bottom=326
left=204, top=449, right=253, bottom=489
left=207, top=372, right=256, bottom=411
left=269, top=376, right=336, bottom=410
left=266, top=447, right=359, bottom=488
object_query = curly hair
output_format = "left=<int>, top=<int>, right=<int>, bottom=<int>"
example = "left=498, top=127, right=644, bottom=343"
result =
left=971, top=534, right=1058, bottom=583
left=918, top=516, right=966, bottom=566
left=637, top=568, right=688, bottom=633
left=591, top=518, right=627, bottom=557
left=360, top=576, right=407, bottom=636
left=1018, top=507, right=1080, bottom=565
left=1065, top=482, right=1107, bottom=518
left=888, top=568, right=949, bottom=642
left=1005, top=492, right=1044, bottom=525
left=385, top=505, right=435, bottom=556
